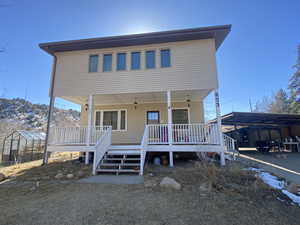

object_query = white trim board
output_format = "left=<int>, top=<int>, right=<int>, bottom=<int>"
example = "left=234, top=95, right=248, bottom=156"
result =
left=147, top=144, right=224, bottom=152
left=47, top=145, right=95, bottom=152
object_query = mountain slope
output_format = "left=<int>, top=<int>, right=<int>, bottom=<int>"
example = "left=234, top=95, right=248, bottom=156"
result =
left=0, top=98, right=80, bottom=130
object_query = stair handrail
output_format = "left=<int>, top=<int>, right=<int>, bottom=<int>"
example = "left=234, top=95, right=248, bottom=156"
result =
left=139, top=125, right=149, bottom=175
left=223, top=133, right=236, bottom=151
left=92, top=126, right=112, bottom=175
left=223, top=133, right=239, bottom=159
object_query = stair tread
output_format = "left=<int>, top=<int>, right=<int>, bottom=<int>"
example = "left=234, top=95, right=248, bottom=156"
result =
left=107, top=151, right=141, bottom=155
left=101, top=163, right=140, bottom=166
left=103, top=157, right=140, bottom=161
left=96, top=168, right=140, bottom=172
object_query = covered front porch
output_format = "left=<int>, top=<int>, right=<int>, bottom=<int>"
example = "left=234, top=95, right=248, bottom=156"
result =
left=46, top=89, right=233, bottom=175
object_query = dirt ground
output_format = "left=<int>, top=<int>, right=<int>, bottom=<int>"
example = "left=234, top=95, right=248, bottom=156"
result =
left=0, top=156, right=300, bottom=225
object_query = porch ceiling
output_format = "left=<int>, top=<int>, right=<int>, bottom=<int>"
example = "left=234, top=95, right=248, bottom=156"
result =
left=61, top=89, right=212, bottom=105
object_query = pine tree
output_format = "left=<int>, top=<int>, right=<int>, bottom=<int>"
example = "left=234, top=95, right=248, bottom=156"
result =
left=269, top=89, right=290, bottom=113
left=288, top=45, right=300, bottom=111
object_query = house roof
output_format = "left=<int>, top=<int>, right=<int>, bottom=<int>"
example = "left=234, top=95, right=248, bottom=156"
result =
left=213, top=112, right=300, bottom=126
left=39, top=24, right=231, bottom=55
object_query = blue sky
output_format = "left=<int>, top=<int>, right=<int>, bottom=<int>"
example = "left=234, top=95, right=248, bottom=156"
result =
left=0, top=0, right=299, bottom=114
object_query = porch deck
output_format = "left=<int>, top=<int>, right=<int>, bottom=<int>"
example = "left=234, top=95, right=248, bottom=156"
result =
left=47, top=122, right=236, bottom=175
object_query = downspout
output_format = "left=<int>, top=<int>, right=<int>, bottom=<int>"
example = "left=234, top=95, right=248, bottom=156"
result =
left=43, top=55, right=57, bottom=165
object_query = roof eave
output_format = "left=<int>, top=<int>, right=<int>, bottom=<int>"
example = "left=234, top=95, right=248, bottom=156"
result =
left=39, top=24, right=231, bottom=55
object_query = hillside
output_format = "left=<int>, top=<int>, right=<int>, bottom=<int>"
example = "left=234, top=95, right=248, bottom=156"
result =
left=0, top=98, right=80, bottom=147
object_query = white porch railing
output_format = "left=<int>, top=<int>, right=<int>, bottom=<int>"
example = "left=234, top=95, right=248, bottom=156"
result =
left=49, top=126, right=110, bottom=145
left=147, top=123, right=220, bottom=145
left=92, top=126, right=112, bottom=175
left=139, top=126, right=149, bottom=175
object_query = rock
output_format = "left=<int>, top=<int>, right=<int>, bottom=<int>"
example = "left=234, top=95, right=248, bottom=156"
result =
left=30, top=186, right=36, bottom=191
left=77, top=170, right=85, bottom=177
left=0, top=173, right=6, bottom=182
left=199, top=182, right=212, bottom=192
left=41, top=176, right=50, bottom=180
left=144, top=180, right=157, bottom=188
left=194, top=161, right=202, bottom=168
left=287, top=183, right=299, bottom=194
left=55, top=173, right=64, bottom=179
left=159, top=177, right=181, bottom=190
left=66, top=174, right=74, bottom=179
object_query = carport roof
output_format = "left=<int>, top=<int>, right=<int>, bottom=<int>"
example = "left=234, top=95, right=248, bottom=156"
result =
left=214, top=112, right=300, bottom=126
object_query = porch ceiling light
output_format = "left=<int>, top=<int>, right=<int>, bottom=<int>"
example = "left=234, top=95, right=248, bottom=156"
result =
left=186, top=96, right=191, bottom=108
left=134, top=101, right=138, bottom=109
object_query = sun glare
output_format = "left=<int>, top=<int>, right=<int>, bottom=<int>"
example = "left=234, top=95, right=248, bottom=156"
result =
left=124, top=25, right=156, bottom=35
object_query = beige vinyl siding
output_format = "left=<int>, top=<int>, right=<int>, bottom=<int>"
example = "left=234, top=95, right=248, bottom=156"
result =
left=80, top=101, right=204, bottom=144
left=53, top=39, right=218, bottom=97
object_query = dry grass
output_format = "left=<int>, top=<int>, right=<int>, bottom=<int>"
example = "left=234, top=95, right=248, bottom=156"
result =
left=0, top=152, right=91, bottom=181
left=145, top=160, right=291, bottom=202
left=1, top=160, right=300, bottom=225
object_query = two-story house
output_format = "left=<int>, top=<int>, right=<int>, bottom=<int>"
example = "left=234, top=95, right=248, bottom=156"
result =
left=40, top=24, right=234, bottom=175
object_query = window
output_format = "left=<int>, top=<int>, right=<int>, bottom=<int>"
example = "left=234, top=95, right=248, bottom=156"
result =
left=89, top=55, right=98, bottom=72
left=117, top=53, right=126, bottom=71
left=147, top=111, right=160, bottom=124
left=145, top=50, right=155, bottom=69
left=103, top=111, right=118, bottom=130
left=103, top=54, right=112, bottom=72
left=95, top=110, right=127, bottom=131
left=120, top=110, right=126, bottom=130
left=172, top=109, right=189, bottom=124
left=160, top=49, right=171, bottom=68
left=131, top=52, right=141, bottom=70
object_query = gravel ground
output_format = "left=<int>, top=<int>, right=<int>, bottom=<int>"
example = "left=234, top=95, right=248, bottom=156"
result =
left=0, top=160, right=300, bottom=225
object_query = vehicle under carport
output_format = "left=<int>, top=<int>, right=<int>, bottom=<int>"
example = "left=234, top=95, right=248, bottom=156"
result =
left=216, top=112, right=300, bottom=152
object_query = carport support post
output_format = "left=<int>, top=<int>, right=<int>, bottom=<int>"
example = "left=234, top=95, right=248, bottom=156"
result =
left=86, top=95, right=94, bottom=164
left=214, top=89, right=225, bottom=166
left=167, top=90, right=174, bottom=167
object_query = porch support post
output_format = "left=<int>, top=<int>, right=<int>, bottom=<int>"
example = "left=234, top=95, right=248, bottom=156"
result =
left=86, top=94, right=94, bottom=164
left=214, top=89, right=225, bottom=166
left=167, top=90, right=173, bottom=167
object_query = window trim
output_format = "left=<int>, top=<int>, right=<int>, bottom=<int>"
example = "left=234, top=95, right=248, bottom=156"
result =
left=131, top=51, right=141, bottom=70
left=160, top=49, right=171, bottom=68
left=146, top=111, right=160, bottom=125
left=103, top=53, right=113, bottom=72
left=145, top=50, right=156, bottom=69
left=94, top=109, right=127, bottom=131
left=116, top=52, right=127, bottom=71
left=88, top=54, right=99, bottom=73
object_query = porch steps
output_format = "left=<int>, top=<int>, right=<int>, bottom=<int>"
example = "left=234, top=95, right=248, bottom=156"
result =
left=96, top=147, right=141, bottom=175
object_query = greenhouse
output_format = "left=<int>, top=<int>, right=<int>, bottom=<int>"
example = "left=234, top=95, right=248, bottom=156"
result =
left=1, top=130, right=45, bottom=165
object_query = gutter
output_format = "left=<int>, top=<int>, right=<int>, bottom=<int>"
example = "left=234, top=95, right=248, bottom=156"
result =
left=43, top=55, right=57, bottom=165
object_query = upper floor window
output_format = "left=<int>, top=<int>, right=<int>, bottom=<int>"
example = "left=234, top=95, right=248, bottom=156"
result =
left=117, top=53, right=126, bottom=71
left=145, top=50, right=155, bottom=69
left=160, top=49, right=171, bottom=68
left=103, top=54, right=112, bottom=72
left=131, top=52, right=141, bottom=70
left=88, top=55, right=98, bottom=72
